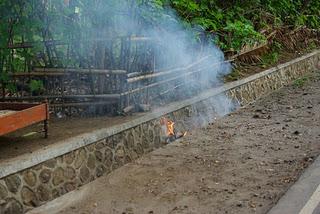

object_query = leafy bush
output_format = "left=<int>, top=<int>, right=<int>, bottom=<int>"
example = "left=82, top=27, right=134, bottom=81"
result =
left=29, top=80, right=44, bottom=93
left=223, top=21, right=266, bottom=51
left=164, top=0, right=319, bottom=51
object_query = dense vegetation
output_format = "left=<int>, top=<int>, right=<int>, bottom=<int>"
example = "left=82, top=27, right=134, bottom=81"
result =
left=165, top=0, right=320, bottom=50
left=0, top=0, right=319, bottom=92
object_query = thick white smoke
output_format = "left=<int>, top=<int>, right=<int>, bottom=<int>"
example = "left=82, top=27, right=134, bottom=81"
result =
left=79, top=0, right=234, bottom=117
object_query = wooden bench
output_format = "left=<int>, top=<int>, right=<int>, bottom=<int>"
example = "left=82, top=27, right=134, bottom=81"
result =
left=0, top=102, right=49, bottom=138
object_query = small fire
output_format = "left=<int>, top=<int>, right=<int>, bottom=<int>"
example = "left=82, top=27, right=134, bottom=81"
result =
left=160, top=117, right=187, bottom=142
left=166, top=120, right=175, bottom=136
left=160, top=117, right=175, bottom=136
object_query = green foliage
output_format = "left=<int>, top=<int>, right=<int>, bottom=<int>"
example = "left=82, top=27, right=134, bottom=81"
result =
left=261, top=51, right=279, bottom=68
left=224, top=21, right=266, bottom=51
left=29, top=80, right=44, bottom=93
left=293, top=76, right=309, bottom=88
left=0, top=72, right=16, bottom=93
left=0, top=0, right=319, bottom=92
left=260, top=41, right=283, bottom=68
left=164, top=0, right=319, bottom=51
left=308, top=41, right=318, bottom=50
left=225, top=69, right=242, bottom=81
left=0, top=0, right=319, bottom=57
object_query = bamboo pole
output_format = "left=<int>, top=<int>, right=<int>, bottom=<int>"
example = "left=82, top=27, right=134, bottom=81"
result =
left=9, top=72, right=65, bottom=76
left=3, top=37, right=153, bottom=50
left=126, top=55, right=211, bottom=83
left=122, top=67, right=203, bottom=95
left=3, top=94, right=121, bottom=100
left=51, top=101, right=117, bottom=107
left=33, top=68, right=127, bottom=75
left=122, top=60, right=230, bottom=96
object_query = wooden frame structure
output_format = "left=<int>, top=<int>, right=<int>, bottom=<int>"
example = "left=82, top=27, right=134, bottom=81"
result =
left=0, top=55, right=226, bottom=116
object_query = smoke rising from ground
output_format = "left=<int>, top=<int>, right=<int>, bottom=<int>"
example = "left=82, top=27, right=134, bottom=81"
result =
left=133, top=1, right=233, bottom=116
left=71, top=0, right=234, bottom=116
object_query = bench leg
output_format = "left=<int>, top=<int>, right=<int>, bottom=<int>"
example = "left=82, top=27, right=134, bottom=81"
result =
left=44, top=119, right=48, bottom=138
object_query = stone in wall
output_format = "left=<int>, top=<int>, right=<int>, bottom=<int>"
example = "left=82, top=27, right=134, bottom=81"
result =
left=74, top=149, right=87, bottom=169
left=39, top=169, right=52, bottom=184
left=0, top=183, right=8, bottom=200
left=1, top=198, right=23, bottom=214
left=63, top=167, right=76, bottom=180
left=87, top=154, right=96, bottom=170
left=52, top=168, right=64, bottom=186
left=95, top=165, right=107, bottom=178
left=21, top=186, right=38, bottom=207
left=22, top=171, right=37, bottom=187
left=79, top=165, right=90, bottom=184
left=104, top=146, right=114, bottom=170
left=43, top=159, right=57, bottom=169
left=63, top=182, right=76, bottom=192
left=94, top=150, right=103, bottom=162
left=64, top=152, right=75, bottom=165
left=114, top=144, right=126, bottom=167
left=5, top=175, right=21, bottom=194
left=36, top=185, right=51, bottom=202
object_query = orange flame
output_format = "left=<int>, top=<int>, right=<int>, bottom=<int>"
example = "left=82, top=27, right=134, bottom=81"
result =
left=167, top=120, right=175, bottom=136
left=160, top=117, right=175, bottom=136
left=160, top=118, right=188, bottom=141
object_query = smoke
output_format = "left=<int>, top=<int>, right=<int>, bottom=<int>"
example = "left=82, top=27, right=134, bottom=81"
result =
left=130, top=1, right=234, bottom=117
left=68, top=0, right=234, bottom=117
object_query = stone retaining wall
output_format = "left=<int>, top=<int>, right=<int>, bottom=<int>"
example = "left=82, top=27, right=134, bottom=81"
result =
left=227, top=54, right=319, bottom=105
left=0, top=50, right=319, bottom=214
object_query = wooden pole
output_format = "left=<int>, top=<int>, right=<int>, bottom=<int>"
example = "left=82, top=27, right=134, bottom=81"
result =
left=33, top=68, right=127, bottom=75
left=126, top=55, right=211, bottom=83
left=121, top=66, right=207, bottom=96
left=3, top=94, right=121, bottom=100
left=51, top=100, right=118, bottom=107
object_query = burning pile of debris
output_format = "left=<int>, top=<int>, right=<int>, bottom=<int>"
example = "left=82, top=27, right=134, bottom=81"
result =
left=160, top=117, right=187, bottom=143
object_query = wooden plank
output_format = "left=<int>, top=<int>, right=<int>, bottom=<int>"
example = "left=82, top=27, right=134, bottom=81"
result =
left=0, top=104, right=48, bottom=136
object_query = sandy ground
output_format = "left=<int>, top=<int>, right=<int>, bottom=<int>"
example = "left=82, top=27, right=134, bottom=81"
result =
left=29, top=70, right=320, bottom=214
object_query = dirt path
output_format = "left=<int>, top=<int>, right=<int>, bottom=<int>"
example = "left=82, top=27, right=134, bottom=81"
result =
left=30, top=70, right=320, bottom=214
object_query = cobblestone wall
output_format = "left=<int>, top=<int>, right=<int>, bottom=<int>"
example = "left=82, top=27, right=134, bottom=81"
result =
left=0, top=51, right=319, bottom=213
left=227, top=55, right=319, bottom=105
left=0, top=120, right=164, bottom=213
